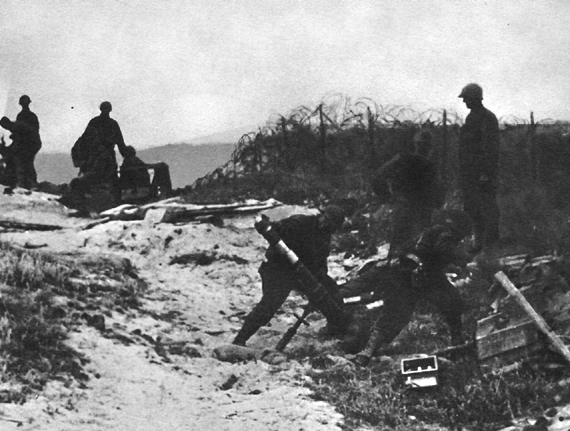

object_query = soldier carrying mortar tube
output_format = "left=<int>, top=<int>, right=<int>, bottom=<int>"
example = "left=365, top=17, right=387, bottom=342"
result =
left=233, top=205, right=350, bottom=347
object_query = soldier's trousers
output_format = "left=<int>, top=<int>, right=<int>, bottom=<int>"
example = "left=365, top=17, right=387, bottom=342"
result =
left=233, top=261, right=341, bottom=346
left=13, top=146, right=39, bottom=189
left=358, top=269, right=464, bottom=358
left=462, top=183, right=500, bottom=250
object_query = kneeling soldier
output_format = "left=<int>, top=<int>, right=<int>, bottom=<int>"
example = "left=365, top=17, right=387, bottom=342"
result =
left=350, top=209, right=473, bottom=366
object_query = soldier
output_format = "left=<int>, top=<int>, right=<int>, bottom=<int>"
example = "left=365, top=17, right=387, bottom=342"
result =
left=0, top=95, right=42, bottom=189
left=119, top=145, right=150, bottom=191
left=233, top=205, right=347, bottom=347
left=371, top=131, right=444, bottom=257
left=344, top=209, right=473, bottom=366
left=79, top=101, right=128, bottom=173
left=458, top=83, right=501, bottom=252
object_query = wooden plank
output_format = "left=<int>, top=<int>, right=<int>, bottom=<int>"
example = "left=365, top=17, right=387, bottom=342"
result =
left=0, top=219, right=63, bottom=231
left=495, top=271, right=570, bottom=365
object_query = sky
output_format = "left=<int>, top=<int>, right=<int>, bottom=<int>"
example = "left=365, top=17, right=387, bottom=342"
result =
left=0, top=0, right=569, bottom=153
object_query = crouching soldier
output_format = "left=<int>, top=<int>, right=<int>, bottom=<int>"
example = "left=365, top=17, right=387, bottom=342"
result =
left=347, top=209, right=473, bottom=366
left=233, top=205, right=348, bottom=347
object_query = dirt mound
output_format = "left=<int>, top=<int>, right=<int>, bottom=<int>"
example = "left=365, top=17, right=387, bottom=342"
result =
left=0, top=190, right=347, bottom=430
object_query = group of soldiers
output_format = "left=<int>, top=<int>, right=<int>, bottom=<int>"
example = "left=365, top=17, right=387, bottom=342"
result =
left=68, top=101, right=153, bottom=206
left=233, top=83, right=501, bottom=366
left=0, top=98, right=166, bottom=208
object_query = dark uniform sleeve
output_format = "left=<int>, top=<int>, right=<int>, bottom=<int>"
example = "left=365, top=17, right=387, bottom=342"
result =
left=270, top=215, right=331, bottom=276
left=371, top=154, right=401, bottom=202
left=481, top=110, right=500, bottom=184
left=112, top=119, right=128, bottom=158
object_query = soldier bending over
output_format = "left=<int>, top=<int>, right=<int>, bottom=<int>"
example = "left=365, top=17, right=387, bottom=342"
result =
left=233, top=206, right=347, bottom=347
left=347, top=209, right=473, bottom=366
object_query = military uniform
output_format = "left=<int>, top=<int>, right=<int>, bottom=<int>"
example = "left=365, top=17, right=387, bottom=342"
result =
left=0, top=99, right=42, bottom=190
left=119, top=147, right=151, bottom=191
left=372, top=150, right=443, bottom=256
left=458, top=87, right=501, bottom=251
left=233, top=211, right=344, bottom=346
left=345, top=210, right=472, bottom=365
left=82, top=113, right=128, bottom=172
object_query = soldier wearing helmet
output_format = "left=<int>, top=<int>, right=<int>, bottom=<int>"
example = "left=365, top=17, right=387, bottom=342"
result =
left=233, top=205, right=347, bottom=347
left=0, top=95, right=42, bottom=189
left=343, top=209, right=474, bottom=366
left=78, top=101, right=129, bottom=173
left=458, top=83, right=501, bottom=252
left=72, top=101, right=129, bottom=199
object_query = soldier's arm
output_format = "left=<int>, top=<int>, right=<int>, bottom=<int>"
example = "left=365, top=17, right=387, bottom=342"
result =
left=114, top=122, right=128, bottom=157
left=371, top=154, right=401, bottom=201
left=482, top=113, right=500, bottom=181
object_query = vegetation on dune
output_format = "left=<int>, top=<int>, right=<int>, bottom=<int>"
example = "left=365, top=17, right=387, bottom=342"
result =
left=186, top=94, right=570, bottom=255
left=0, top=243, right=145, bottom=403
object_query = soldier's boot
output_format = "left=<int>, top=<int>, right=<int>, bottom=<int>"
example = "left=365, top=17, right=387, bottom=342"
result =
left=351, top=324, right=386, bottom=367
left=232, top=318, right=262, bottom=347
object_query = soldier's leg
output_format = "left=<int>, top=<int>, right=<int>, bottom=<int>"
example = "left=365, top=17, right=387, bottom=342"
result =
left=422, top=275, right=465, bottom=345
left=233, top=263, right=293, bottom=346
left=355, top=274, right=417, bottom=365
left=389, top=201, right=415, bottom=258
left=13, top=150, right=28, bottom=189
left=482, top=189, right=500, bottom=249
left=463, top=190, right=485, bottom=252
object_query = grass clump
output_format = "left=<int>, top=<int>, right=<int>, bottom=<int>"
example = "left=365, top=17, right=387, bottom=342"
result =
left=304, top=313, right=570, bottom=431
left=0, top=242, right=145, bottom=403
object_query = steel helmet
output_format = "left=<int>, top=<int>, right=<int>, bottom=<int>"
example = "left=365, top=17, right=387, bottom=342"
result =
left=100, top=101, right=112, bottom=112
left=458, top=83, right=483, bottom=100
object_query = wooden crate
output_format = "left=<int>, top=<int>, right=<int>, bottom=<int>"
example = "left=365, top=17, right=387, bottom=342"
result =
left=476, top=313, right=545, bottom=362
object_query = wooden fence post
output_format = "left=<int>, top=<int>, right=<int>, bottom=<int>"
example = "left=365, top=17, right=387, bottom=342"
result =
left=281, top=116, right=293, bottom=171
left=318, top=104, right=327, bottom=172
left=530, top=112, right=538, bottom=182
left=440, top=109, right=448, bottom=189
left=367, top=107, right=376, bottom=171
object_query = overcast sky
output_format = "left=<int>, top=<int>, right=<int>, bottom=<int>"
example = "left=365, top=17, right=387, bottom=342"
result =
left=0, top=0, right=568, bottom=153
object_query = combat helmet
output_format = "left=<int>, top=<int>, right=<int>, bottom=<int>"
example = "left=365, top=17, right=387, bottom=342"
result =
left=458, top=83, right=483, bottom=100
left=100, top=101, right=112, bottom=112
left=19, top=95, right=31, bottom=106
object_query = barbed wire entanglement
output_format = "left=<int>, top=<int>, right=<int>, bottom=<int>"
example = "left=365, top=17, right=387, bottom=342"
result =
left=185, top=95, right=570, bottom=252
left=189, top=96, right=463, bottom=200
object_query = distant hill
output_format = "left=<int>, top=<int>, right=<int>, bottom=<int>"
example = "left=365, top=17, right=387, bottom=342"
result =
left=35, top=142, right=237, bottom=190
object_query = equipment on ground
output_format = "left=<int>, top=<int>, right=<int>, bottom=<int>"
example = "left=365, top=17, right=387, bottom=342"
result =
left=275, top=304, right=314, bottom=352
left=401, top=355, right=439, bottom=388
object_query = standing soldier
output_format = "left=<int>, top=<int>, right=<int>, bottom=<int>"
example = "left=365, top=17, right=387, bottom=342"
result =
left=73, top=101, right=129, bottom=199
left=233, top=206, right=347, bottom=347
left=371, top=131, right=444, bottom=258
left=458, top=83, right=501, bottom=252
left=80, top=101, right=129, bottom=172
left=0, top=95, right=42, bottom=189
